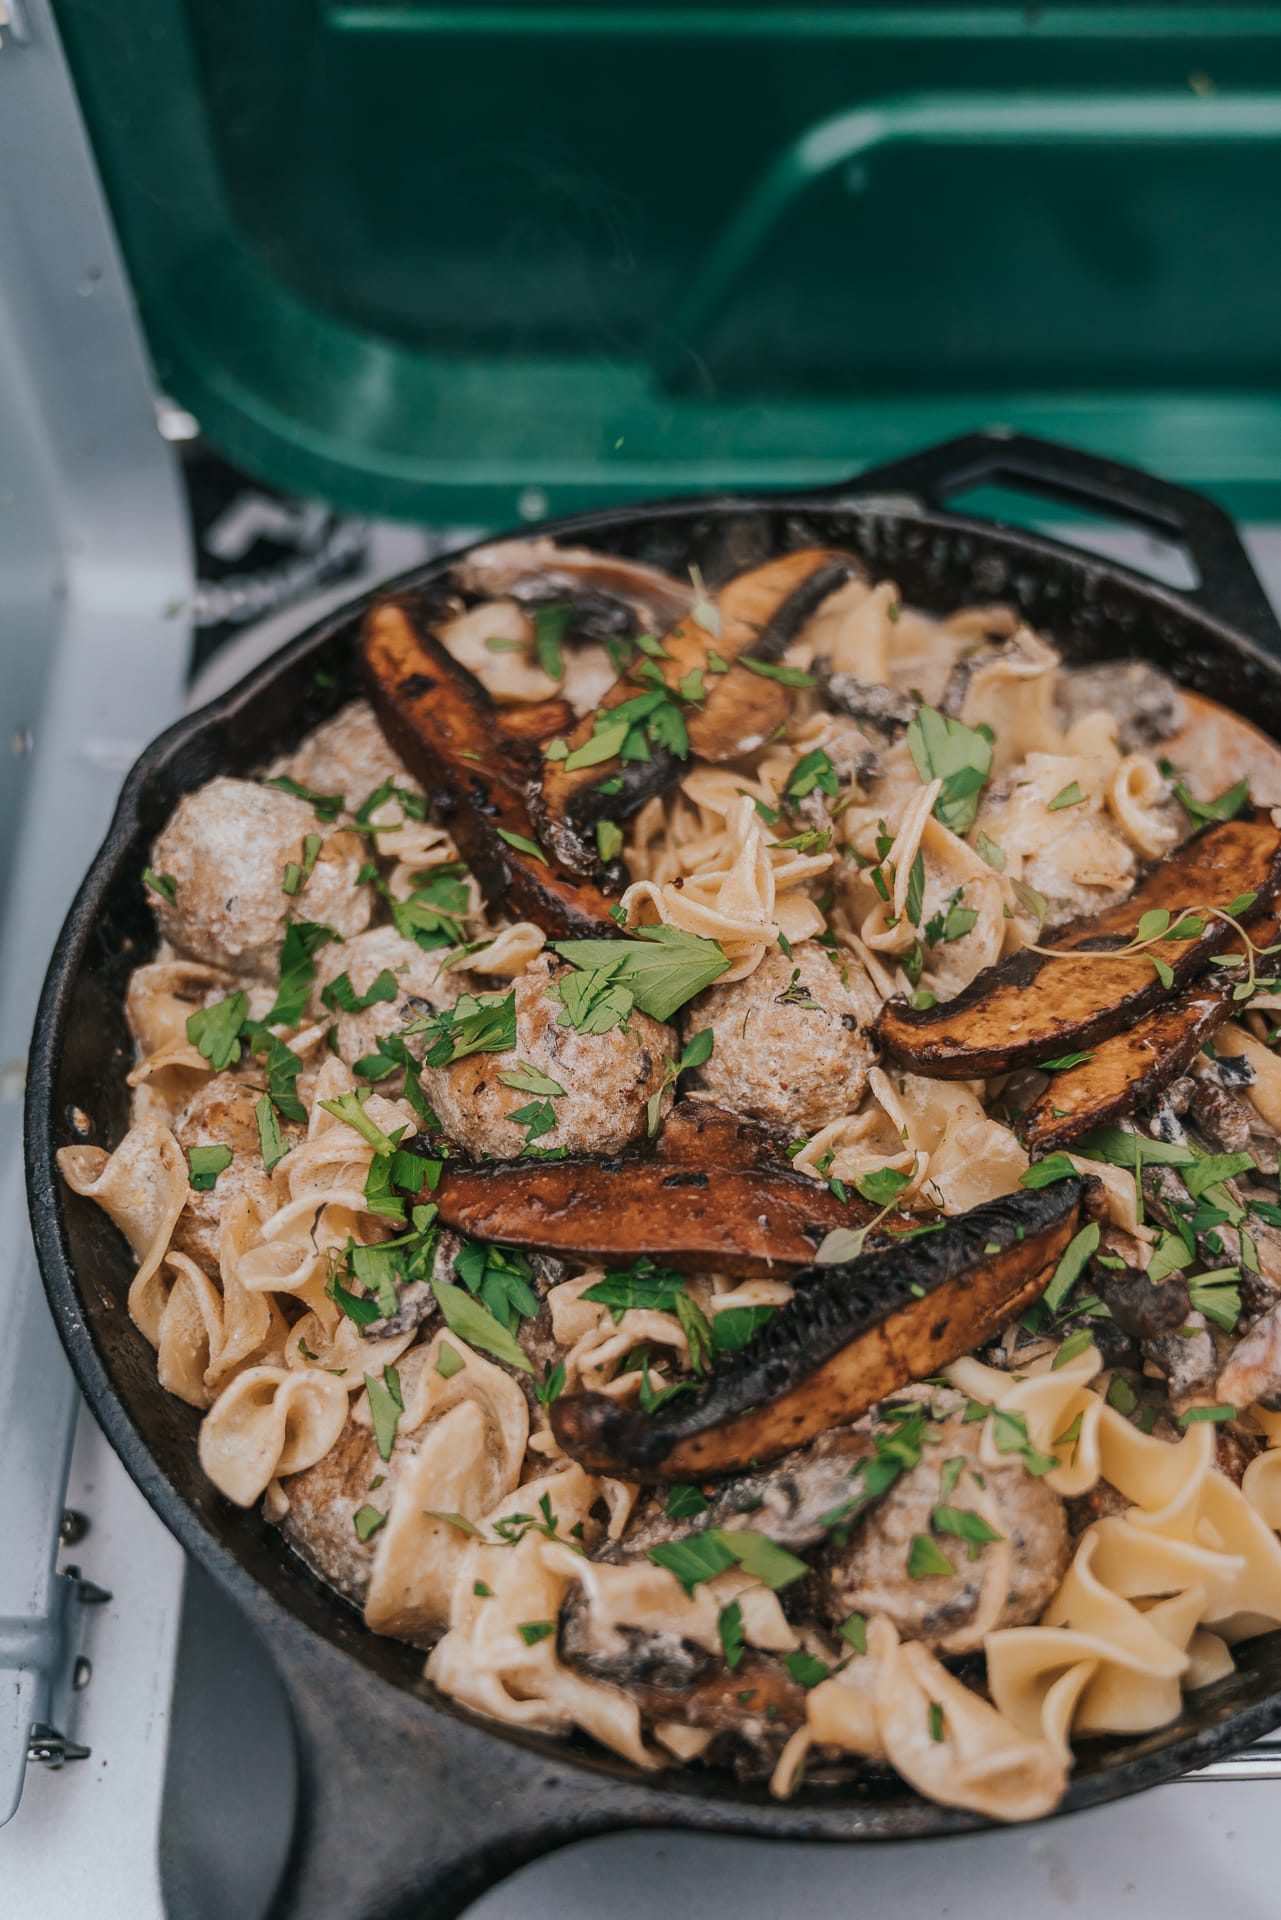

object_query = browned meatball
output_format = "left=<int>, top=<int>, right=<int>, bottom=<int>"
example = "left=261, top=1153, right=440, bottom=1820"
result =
left=819, top=1416, right=1069, bottom=1654
left=683, top=942, right=876, bottom=1135
left=280, top=1418, right=394, bottom=1610
left=310, top=926, right=460, bottom=1065
left=424, top=962, right=675, bottom=1159
left=276, top=699, right=420, bottom=813
left=150, top=778, right=372, bottom=978
left=171, top=1073, right=292, bottom=1274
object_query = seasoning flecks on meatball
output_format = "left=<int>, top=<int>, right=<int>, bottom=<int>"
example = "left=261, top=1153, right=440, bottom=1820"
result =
left=423, top=961, right=676, bottom=1160
left=682, top=941, right=877, bottom=1135
left=150, top=777, right=373, bottom=979
left=275, top=698, right=421, bottom=814
left=310, top=925, right=461, bottom=1065
left=819, top=1415, right=1069, bottom=1655
left=171, top=1072, right=291, bottom=1274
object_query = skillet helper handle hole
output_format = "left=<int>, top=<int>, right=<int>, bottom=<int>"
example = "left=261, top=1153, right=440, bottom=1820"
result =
left=841, top=428, right=1281, bottom=660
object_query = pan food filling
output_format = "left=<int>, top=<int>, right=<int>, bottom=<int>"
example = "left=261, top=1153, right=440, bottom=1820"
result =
left=61, top=540, right=1281, bottom=1820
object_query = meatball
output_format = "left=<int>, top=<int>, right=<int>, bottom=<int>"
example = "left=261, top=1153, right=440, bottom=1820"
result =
left=150, top=777, right=373, bottom=978
left=280, top=1418, right=390, bottom=1611
left=683, top=942, right=876, bottom=1135
left=424, top=961, right=675, bottom=1159
left=310, top=926, right=460, bottom=1065
left=819, top=1415, right=1069, bottom=1654
left=276, top=699, right=420, bottom=813
left=171, top=1073, right=290, bottom=1274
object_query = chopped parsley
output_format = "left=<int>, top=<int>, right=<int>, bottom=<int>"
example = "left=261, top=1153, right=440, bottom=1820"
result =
left=906, top=707, right=993, bottom=835
left=365, top=1365, right=403, bottom=1462
left=550, top=925, right=731, bottom=1024
left=431, top=1278, right=534, bottom=1373
left=322, top=968, right=398, bottom=1015
left=186, top=1143, right=232, bottom=1191
left=254, top=1093, right=289, bottom=1173
left=187, top=991, right=250, bottom=1072
left=718, top=1600, right=745, bottom=1669
left=907, top=1533, right=955, bottom=1579
left=352, top=1504, right=386, bottom=1543
left=496, top=827, right=549, bottom=865
left=784, top=749, right=839, bottom=803
left=404, top=990, right=516, bottom=1066
left=282, top=833, right=323, bottom=896
left=142, top=867, right=177, bottom=902
left=265, top=921, right=339, bottom=1027
left=1047, top=781, right=1084, bottom=812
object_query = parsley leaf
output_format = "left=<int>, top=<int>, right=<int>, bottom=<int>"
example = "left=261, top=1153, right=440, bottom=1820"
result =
left=143, top=867, right=177, bottom=902
left=187, top=991, right=249, bottom=1072
left=534, top=604, right=571, bottom=680
left=931, top=1505, right=1002, bottom=1561
left=907, top=1533, right=955, bottom=1578
left=322, top=969, right=399, bottom=1015
left=718, top=1600, right=745, bottom=1670
left=1047, top=781, right=1083, bottom=812
left=1042, top=1222, right=1100, bottom=1315
left=496, top=827, right=549, bottom=865
left=905, top=707, right=993, bottom=835
left=266, top=921, right=338, bottom=1027
left=254, top=1093, right=289, bottom=1173
left=551, top=925, right=731, bottom=1022
left=319, top=1089, right=401, bottom=1155
left=405, top=990, right=516, bottom=1066
left=186, top=1143, right=232, bottom=1191
left=431, top=1279, right=534, bottom=1373
left=365, top=1365, right=403, bottom=1461
left=785, top=749, right=839, bottom=802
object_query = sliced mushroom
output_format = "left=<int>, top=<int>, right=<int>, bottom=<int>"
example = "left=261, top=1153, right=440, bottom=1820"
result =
left=1019, top=956, right=1275, bottom=1158
left=363, top=596, right=620, bottom=936
left=432, top=1099, right=880, bottom=1276
left=551, top=1180, right=1090, bottom=1481
left=452, top=538, right=695, bottom=637
left=1097, top=1264, right=1192, bottom=1342
left=1218, top=1299, right=1281, bottom=1411
left=1142, top=1312, right=1218, bottom=1406
left=817, top=669, right=917, bottom=734
left=1054, top=659, right=1187, bottom=753
left=532, top=550, right=862, bottom=876
left=876, top=811, right=1281, bottom=1078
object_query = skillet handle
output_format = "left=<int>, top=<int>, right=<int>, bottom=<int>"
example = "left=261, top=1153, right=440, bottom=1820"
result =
left=257, top=1609, right=670, bottom=1920
left=838, top=429, right=1281, bottom=659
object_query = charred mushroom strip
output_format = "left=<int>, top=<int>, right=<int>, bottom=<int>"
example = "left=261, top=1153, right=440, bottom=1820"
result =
left=1020, top=912, right=1281, bottom=1155
left=433, top=1119, right=881, bottom=1276
left=552, top=1180, right=1089, bottom=1479
left=876, top=811, right=1281, bottom=1078
left=533, top=549, right=862, bottom=875
left=363, top=598, right=620, bottom=937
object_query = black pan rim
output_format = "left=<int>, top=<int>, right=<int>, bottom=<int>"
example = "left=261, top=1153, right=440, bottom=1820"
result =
left=24, top=479, right=1281, bottom=1838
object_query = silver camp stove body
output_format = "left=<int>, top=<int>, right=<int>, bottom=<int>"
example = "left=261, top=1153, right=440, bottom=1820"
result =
left=2, top=6, right=1280, bottom=1914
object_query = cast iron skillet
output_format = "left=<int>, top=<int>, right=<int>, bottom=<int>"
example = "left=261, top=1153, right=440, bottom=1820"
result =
left=25, top=432, right=1281, bottom=1919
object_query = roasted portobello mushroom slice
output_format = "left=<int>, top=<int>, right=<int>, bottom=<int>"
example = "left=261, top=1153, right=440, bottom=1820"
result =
left=552, top=1180, right=1090, bottom=1479
left=1020, top=912, right=1281, bottom=1156
left=432, top=1106, right=882, bottom=1277
left=363, top=597, right=620, bottom=937
left=876, top=810, right=1281, bottom=1078
left=532, top=548, right=862, bottom=875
